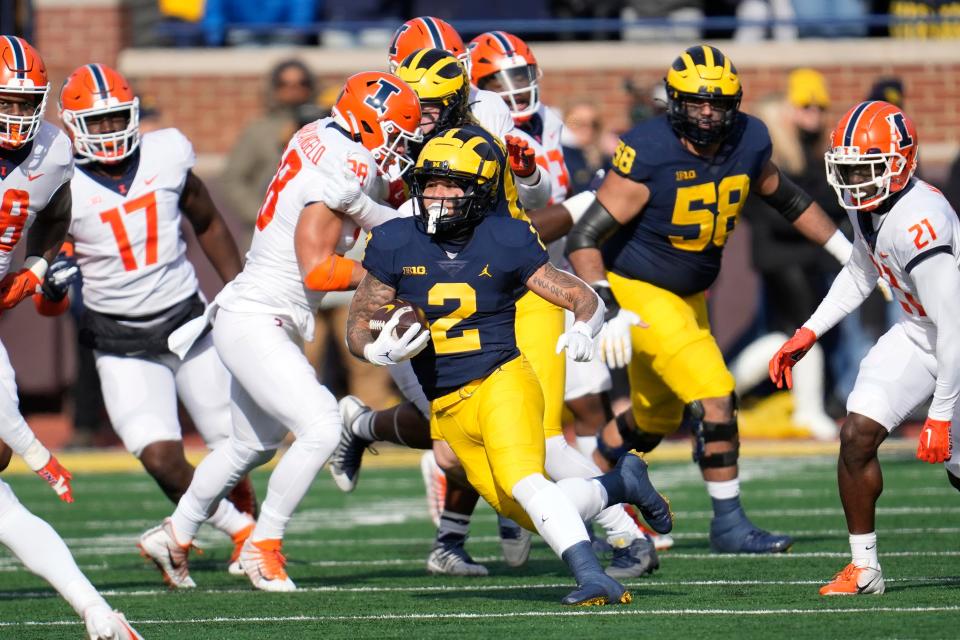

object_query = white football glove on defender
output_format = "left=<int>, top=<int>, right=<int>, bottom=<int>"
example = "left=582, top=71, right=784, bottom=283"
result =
left=555, top=321, right=596, bottom=362
left=363, top=314, right=431, bottom=366
left=599, top=309, right=642, bottom=369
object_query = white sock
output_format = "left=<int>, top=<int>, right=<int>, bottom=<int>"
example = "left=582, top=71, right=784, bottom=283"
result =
left=706, top=479, right=740, bottom=500
left=850, top=532, right=879, bottom=569
left=555, top=477, right=608, bottom=521
left=0, top=498, right=107, bottom=617
left=253, top=434, right=336, bottom=541
left=544, top=434, right=640, bottom=543
left=172, top=440, right=272, bottom=543
left=575, top=436, right=598, bottom=460
left=511, top=473, right=589, bottom=556
left=206, top=499, right=254, bottom=537
left=351, top=410, right=377, bottom=441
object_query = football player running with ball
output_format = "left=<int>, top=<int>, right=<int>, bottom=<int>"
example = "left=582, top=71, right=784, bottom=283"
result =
left=567, top=45, right=856, bottom=554
left=347, top=128, right=673, bottom=606
left=33, top=63, right=259, bottom=578
left=770, top=101, right=959, bottom=595
left=139, top=72, right=422, bottom=592
left=0, top=37, right=143, bottom=639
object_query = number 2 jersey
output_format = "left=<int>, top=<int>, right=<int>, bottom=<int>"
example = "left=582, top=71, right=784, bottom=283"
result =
left=69, top=128, right=198, bottom=316
left=601, top=113, right=772, bottom=296
left=0, top=121, right=73, bottom=279
left=363, top=214, right=548, bottom=400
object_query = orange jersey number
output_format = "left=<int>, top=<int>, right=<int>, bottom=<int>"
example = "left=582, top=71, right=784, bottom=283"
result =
left=909, top=218, right=938, bottom=250
left=256, top=149, right=303, bottom=231
left=100, top=192, right=159, bottom=272
left=0, top=189, right=30, bottom=252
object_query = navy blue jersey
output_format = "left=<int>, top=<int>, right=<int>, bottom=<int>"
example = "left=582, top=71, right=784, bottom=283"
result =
left=363, top=215, right=549, bottom=400
left=602, top=113, right=772, bottom=296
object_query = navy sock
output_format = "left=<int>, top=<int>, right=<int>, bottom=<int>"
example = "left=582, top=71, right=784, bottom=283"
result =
left=436, top=510, right=470, bottom=547
left=711, top=495, right=742, bottom=518
left=561, top=540, right=605, bottom=585
left=595, top=469, right=625, bottom=507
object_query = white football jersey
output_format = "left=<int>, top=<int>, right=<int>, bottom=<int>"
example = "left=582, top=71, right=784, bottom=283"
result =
left=217, top=118, right=380, bottom=339
left=850, top=179, right=960, bottom=346
left=69, top=128, right=198, bottom=316
left=0, top=122, right=73, bottom=279
left=468, top=86, right=515, bottom=140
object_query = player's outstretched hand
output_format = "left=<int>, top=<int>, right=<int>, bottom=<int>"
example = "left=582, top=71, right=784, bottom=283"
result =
left=916, top=418, right=952, bottom=464
left=556, top=321, right=596, bottom=362
left=364, top=315, right=431, bottom=366
left=0, top=259, right=44, bottom=310
left=768, top=327, right=817, bottom=390
left=599, top=309, right=643, bottom=369
left=36, top=455, right=74, bottom=503
left=505, top=135, right=537, bottom=178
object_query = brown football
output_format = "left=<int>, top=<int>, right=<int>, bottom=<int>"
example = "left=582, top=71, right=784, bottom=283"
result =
left=370, top=298, right=429, bottom=340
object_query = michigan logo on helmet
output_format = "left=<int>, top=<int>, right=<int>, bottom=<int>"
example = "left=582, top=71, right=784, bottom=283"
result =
left=0, top=36, right=49, bottom=149
left=411, top=128, right=501, bottom=236
left=825, top=100, right=919, bottom=212
left=388, top=16, right=467, bottom=74
left=332, top=71, right=423, bottom=177
left=665, top=45, right=742, bottom=147
left=60, top=64, right=141, bottom=164
left=469, top=31, right=542, bottom=123
left=396, top=48, right=471, bottom=137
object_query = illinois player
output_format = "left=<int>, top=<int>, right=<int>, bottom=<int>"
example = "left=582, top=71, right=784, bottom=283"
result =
left=771, top=102, right=959, bottom=595
left=140, top=71, right=422, bottom=592
left=0, top=38, right=143, bottom=640
left=32, top=63, right=258, bottom=579
left=346, top=128, right=673, bottom=605
left=567, top=45, right=855, bottom=554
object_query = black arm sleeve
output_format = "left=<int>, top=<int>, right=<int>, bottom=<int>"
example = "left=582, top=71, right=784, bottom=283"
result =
left=758, top=168, right=814, bottom=223
left=564, top=198, right=622, bottom=256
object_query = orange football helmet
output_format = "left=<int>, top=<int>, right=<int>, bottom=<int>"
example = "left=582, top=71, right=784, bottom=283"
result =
left=332, top=72, right=422, bottom=177
left=388, top=17, right=468, bottom=75
left=0, top=36, right=49, bottom=149
left=60, top=63, right=140, bottom=164
left=469, top=31, right=541, bottom=122
left=825, top=100, right=918, bottom=212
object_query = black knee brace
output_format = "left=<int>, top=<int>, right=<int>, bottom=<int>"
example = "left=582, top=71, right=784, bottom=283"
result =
left=948, top=469, right=960, bottom=493
left=596, top=412, right=664, bottom=464
left=690, top=396, right=740, bottom=469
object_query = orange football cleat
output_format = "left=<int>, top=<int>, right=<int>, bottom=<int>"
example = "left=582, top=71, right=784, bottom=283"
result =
left=819, top=563, right=885, bottom=596
left=227, top=521, right=254, bottom=576
left=240, top=538, right=296, bottom=592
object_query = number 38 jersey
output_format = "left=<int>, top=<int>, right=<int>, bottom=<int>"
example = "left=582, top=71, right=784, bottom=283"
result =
left=0, top=121, right=74, bottom=279
left=218, top=118, right=381, bottom=339
left=601, top=113, right=771, bottom=296
left=69, top=128, right=198, bottom=316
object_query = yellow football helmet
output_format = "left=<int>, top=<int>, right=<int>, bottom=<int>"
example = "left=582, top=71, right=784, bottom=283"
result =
left=411, top=127, right=501, bottom=236
left=396, top=48, right=471, bottom=135
left=665, top=44, right=742, bottom=146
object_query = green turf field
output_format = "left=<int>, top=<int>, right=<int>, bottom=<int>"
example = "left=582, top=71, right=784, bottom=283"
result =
left=0, top=446, right=957, bottom=639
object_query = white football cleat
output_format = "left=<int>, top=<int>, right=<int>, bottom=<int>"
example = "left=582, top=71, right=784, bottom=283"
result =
left=330, top=395, right=374, bottom=492
left=426, top=543, right=489, bottom=576
left=240, top=537, right=296, bottom=592
left=138, top=518, right=196, bottom=589
left=228, top=521, right=254, bottom=576
left=84, top=606, right=144, bottom=640
left=420, top=451, right=446, bottom=527
left=820, top=563, right=885, bottom=595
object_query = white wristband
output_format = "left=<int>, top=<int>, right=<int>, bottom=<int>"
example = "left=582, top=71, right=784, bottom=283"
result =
left=515, top=165, right=542, bottom=186
left=562, top=190, right=596, bottom=224
left=823, top=229, right=853, bottom=265
left=22, top=438, right=51, bottom=471
left=23, top=255, right=48, bottom=281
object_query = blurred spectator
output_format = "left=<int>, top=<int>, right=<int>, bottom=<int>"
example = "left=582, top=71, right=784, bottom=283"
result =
left=867, top=77, right=905, bottom=106
left=551, top=0, right=623, bottom=40
left=735, top=0, right=798, bottom=41
left=201, top=0, right=318, bottom=46
left=732, top=69, right=847, bottom=438
left=138, top=95, right=164, bottom=133
left=890, top=0, right=960, bottom=38
left=221, top=59, right=315, bottom=246
left=620, top=0, right=704, bottom=41
left=623, top=78, right=667, bottom=126
left=791, top=0, right=868, bottom=38
left=560, top=102, right=610, bottom=195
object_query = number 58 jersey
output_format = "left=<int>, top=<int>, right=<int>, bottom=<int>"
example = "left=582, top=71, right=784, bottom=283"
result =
left=69, top=128, right=199, bottom=316
left=0, top=122, right=74, bottom=279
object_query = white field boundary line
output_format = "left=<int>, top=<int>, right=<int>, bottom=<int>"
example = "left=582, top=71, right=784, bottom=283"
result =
left=3, top=577, right=960, bottom=601
left=5, top=606, right=960, bottom=628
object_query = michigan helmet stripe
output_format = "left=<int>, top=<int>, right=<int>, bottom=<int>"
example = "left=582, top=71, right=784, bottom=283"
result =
left=844, top=101, right=875, bottom=147
left=710, top=47, right=725, bottom=69
left=491, top=31, right=514, bottom=55
left=421, top=17, right=444, bottom=49
left=686, top=45, right=706, bottom=67
left=5, top=36, right=25, bottom=79
left=88, top=63, right=110, bottom=99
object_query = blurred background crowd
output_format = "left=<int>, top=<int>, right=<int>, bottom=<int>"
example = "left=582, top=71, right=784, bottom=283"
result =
left=1, top=0, right=959, bottom=449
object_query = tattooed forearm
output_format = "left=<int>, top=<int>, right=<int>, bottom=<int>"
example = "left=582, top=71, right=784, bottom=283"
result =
left=346, top=274, right=396, bottom=359
left=527, top=263, right=599, bottom=319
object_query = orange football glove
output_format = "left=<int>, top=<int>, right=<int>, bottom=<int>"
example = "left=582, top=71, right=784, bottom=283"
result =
left=0, top=266, right=42, bottom=310
left=385, top=177, right=408, bottom=209
left=505, top=134, right=537, bottom=178
left=917, top=418, right=952, bottom=464
left=769, top=327, right=817, bottom=390
left=36, top=455, right=73, bottom=503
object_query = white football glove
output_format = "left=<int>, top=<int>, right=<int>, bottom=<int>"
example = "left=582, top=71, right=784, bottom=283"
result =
left=599, top=309, right=641, bottom=369
left=363, top=313, right=431, bottom=366
left=321, top=163, right=367, bottom=214
left=555, top=320, right=596, bottom=362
